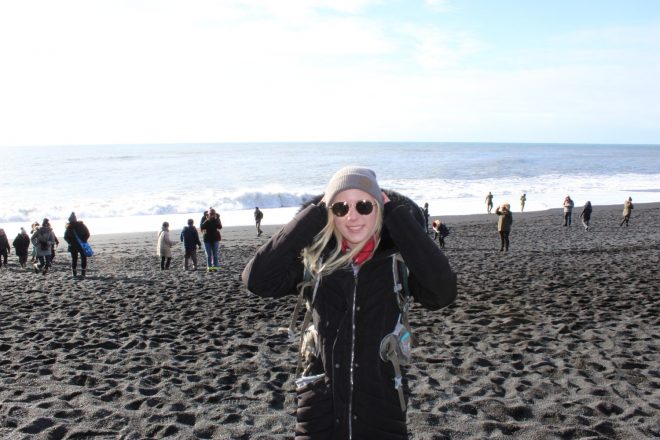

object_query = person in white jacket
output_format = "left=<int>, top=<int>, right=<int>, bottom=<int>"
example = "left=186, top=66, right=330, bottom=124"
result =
left=156, top=222, right=174, bottom=270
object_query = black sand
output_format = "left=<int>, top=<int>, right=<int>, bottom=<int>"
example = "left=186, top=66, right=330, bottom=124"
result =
left=1, top=203, right=658, bottom=439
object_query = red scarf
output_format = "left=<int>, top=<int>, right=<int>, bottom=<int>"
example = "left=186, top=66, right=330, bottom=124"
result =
left=342, top=236, right=377, bottom=266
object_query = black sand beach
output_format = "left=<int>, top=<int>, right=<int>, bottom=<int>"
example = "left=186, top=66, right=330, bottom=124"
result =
left=1, top=203, right=658, bottom=439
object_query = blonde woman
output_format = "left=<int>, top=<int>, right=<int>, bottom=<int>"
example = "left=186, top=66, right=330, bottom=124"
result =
left=242, top=166, right=457, bottom=439
left=156, top=222, right=174, bottom=270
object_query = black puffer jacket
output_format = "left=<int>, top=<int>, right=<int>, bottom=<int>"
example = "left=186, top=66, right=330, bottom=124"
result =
left=242, top=191, right=457, bottom=440
left=64, top=221, right=90, bottom=253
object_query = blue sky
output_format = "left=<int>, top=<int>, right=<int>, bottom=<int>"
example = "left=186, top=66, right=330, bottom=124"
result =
left=0, top=0, right=658, bottom=146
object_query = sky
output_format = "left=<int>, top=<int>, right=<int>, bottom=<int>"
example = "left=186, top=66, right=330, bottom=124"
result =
left=0, top=0, right=659, bottom=146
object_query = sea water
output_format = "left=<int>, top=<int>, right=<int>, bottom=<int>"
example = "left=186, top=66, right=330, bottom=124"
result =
left=2, top=143, right=659, bottom=235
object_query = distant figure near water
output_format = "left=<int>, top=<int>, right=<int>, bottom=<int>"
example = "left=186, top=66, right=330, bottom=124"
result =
left=181, top=219, right=202, bottom=271
left=0, top=229, right=10, bottom=268
left=254, top=207, right=264, bottom=237
left=495, top=203, right=512, bottom=252
left=422, top=202, right=430, bottom=233
left=620, top=197, right=634, bottom=227
left=31, top=219, right=56, bottom=275
left=563, top=196, right=574, bottom=227
left=486, top=192, right=494, bottom=213
left=156, top=221, right=174, bottom=270
left=200, top=208, right=222, bottom=272
left=12, top=228, right=30, bottom=268
left=520, top=193, right=527, bottom=212
left=579, top=201, right=592, bottom=231
left=64, top=212, right=91, bottom=278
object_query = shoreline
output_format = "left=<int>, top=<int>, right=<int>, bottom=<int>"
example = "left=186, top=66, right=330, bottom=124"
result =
left=87, top=201, right=660, bottom=241
left=1, top=202, right=658, bottom=439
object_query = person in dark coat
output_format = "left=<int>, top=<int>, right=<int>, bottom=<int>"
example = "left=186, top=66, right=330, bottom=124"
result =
left=495, top=203, right=513, bottom=251
left=0, top=228, right=10, bottom=268
left=12, top=228, right=31, bottom=268
left=254, top=207, right=264, bottom=237
left=200, top=208, right=222, bottom=272
left=31, top=218, right=56, bottom=274
left=580, top=201, right=593, bottom=231
left=180, top=218, right=202, bottom=270
left=63, top=212, right=91, bottom=278
left=242, top=166, right=457, bottom=440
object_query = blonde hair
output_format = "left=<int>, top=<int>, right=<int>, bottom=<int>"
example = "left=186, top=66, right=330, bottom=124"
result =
left=302, top=204, right=383, bottom=278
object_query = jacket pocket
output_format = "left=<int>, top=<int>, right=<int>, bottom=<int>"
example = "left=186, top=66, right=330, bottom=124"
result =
left=295, top=374, right=334, bottom=440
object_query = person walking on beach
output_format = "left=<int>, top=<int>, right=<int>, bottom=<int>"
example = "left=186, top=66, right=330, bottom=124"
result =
left=156, top=222, right=174, bottom=270
left=13, top=228, right=30, bottom=268
left=620, top=197, right=634, bottom=227
left=254, top=207, right=264, bottom=237
left=31, top=219, right=56, bottom=274
left=520, top=193, right=527, bottom=212
left=180, top=219, right=201, bottom=271
left=242, top=166, right=457, bottom=439
left=200, top=208, right=222, bottom=271
left=485, top=192, right=494, bottom=213
left=63, top=212, right=90, bottom=278
left=579, top=201, right=593, bottom=231
left=0, top=229, right=10, bottom=268
left=432, top=219, right=450, bottom=248
left=563, top=195, right=574, bottom=226
left=495, top=203, right=512, bottom=252
left=30, top=222, right=39, bottom=263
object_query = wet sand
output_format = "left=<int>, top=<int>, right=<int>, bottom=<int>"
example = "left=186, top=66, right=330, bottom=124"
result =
left=1, top=203, right=658, bottom=439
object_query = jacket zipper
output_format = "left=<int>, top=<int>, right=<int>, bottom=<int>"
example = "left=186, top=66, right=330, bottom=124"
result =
left=348, top=269, right=358, bottom=439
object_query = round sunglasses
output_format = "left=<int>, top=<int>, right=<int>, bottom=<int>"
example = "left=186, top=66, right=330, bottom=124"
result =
left=329, top=200, right=375, bottom=217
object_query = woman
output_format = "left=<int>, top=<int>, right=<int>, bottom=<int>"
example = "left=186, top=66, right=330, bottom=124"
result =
left=64, top=212, right=91, bottom=278
left=13, top=228, right=31, bottom=268
left=563, top=195, right=574, bottom=226
left=495, top=203, right=512, bottom=251
left=200, top=208, right=222, bottom=272
left=156, top=221, right=174, bottom=270
left=579, top=201, right=593, bottom=231
left=31, top=218, right=56, bottom=274
left=0, top=229, right=10, bottom=268
left=620, top=197, right=634, bottom=227
left=242, top=166, right=457, bottom=439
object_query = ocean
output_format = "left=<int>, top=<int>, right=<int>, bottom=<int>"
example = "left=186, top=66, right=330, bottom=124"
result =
left=2, top=143, right=659, bottom=235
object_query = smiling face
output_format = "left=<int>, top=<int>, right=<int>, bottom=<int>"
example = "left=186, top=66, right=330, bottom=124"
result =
left=330, top=188, right=379, bottom=248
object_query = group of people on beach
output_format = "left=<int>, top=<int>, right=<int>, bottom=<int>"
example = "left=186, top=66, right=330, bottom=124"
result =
left=0, top=212, right=91, bottom=278
left=483, top=193, right=635, bottom=252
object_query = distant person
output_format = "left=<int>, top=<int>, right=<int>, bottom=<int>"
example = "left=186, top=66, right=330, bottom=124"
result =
left=495, top=203, right=512, bottom=252
left=63, top=212, right=91, bottom=278
left=156, top=221, right=174, bottom=270
left=180, top=218, right=202, bottom=271
left=200, top=208, right=222, bottom=272
left=562, top=195, right=574, bottom=226
left=486, top=192, right=494, bottom=213
left=51, top=230, right=60, bottom=262
left=579, top=201, right=592, bottom=231
left=0, top=229, right=10, bottom=268
left=31, top=218, right=56, bottom=274
left=620, top=197, right=634, bottom=227
left=13, top=228, right=31, bottom=268
left=254, top=207, right=264, bottom=237
left=520, top=193, right=527, bottom=212
left=30, top=222, right=40, bottom=263
left=422, top=202, right=430, bottom=232
left=432, top=219, right=450, bottom=248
